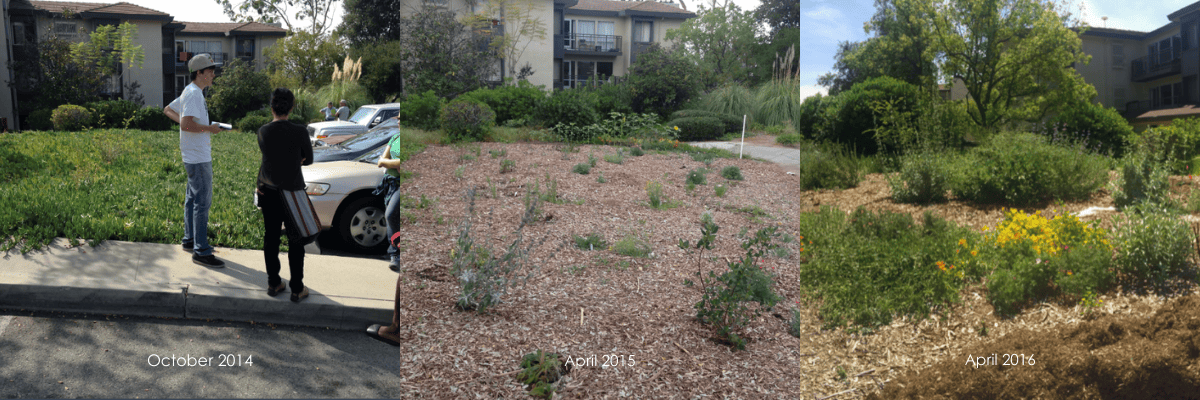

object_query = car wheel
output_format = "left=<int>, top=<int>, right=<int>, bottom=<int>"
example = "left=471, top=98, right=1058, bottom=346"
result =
left=337, top=196, right=388, bottom=253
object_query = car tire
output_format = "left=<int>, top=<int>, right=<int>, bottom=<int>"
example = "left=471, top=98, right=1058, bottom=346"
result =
left=337, top=196, right=388, bottom=253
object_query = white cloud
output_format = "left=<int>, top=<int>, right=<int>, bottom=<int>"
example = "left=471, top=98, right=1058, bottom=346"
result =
left=805, top=6, right=858, bottom=45
left=799, top=84, right=828, bottom=100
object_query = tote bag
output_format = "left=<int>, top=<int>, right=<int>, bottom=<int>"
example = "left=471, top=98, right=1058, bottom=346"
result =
left=280, top=189, right=322, bottom=245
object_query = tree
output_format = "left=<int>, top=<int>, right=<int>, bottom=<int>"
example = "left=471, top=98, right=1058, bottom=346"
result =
left=70, top=22, right=145, bottom=76
left=338, top=0, right=407, bottom=46
left=666, top=3, right=760, bottom=84
left=8, top=35, right=106, bottom=116
left=351, top=40, right=405, bottom=102
left=263, top=30, right=344, bottom=88
left=214, top=0, right=337, bottom=35
left=819, top=0, right=937, bottom=95
left=627, top=44, right=705, bottom=117
left=928, top=0, right=1094, bottom=129
left=465, top=0, right=547, bottom=82
left=754, top=0, right=801, bottom=35
left=209, top=59, right=272, bottom=123
left=396, top=5, right=498, bottom=98
left=750, top=27, right=799, bottom=86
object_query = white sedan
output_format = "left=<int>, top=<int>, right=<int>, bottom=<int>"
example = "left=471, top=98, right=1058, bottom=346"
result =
left=301, top=146, right=390, bottom=253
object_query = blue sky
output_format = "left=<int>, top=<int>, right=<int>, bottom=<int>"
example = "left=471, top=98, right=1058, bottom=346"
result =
left=122, top=0, right=1200, bottom=100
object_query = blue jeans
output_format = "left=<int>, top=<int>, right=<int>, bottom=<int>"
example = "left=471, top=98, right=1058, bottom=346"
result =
left=182, top=162, right=213, bottom=256
left=384, top=188, right=405, bottom=263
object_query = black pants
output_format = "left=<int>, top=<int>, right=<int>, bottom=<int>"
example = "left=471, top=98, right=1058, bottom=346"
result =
left=260, top=186, right=305, bottom=293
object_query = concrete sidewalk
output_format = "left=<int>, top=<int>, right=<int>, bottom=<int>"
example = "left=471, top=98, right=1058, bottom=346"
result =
left=691, top=141, right=802, bottom=169
left=0, top=238, right=396, bottom=330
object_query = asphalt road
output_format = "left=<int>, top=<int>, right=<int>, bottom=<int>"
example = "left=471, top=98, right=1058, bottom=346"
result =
left=0, top=310, right=414, bottom=398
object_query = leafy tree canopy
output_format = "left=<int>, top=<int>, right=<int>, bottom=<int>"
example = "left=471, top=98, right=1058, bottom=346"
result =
left=263, top=30, right=344, bottom=88
left=214, top=0, right=337, bottom=35
left=666, top=3, right=760, bottom=85
left=337, top=0, right=407, bottom=46
left=754, top=0, right=802, bottom=34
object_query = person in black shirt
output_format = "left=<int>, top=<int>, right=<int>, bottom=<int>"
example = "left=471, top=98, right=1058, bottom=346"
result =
left=256, top=88, right=314, bottom=302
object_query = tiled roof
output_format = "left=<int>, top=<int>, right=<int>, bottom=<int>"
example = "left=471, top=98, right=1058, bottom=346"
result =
left=570, top=0, right=693, bottom=16
left=26, top=1, right=169, bottom=17
left=178, top=21, right=287, bottom=35
left=1134, top=105, right=1200, bottom=120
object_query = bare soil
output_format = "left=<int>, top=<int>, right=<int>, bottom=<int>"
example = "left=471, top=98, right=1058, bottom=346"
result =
left=380, top=139, right=1200, bottom=399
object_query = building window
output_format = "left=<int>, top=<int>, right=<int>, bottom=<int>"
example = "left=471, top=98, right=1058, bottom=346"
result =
left=54, top=21, right=78, bottom=41
left=633, top=21, right=653, bottom=43
left=12, top=22, right=27, bottom=45
left=237, top=38, right=255, bottom=59
left=1111, top=44, right=1123, bottom=68
left=1151, top=82, right=1185, bottom=108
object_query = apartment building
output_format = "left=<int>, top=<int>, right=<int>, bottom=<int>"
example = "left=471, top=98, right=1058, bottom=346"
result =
left=422, top=0, right=693, bottom=90
left=0, top=0, right=285, bottom=131
left=1077, top=1, right=1200, bottom=129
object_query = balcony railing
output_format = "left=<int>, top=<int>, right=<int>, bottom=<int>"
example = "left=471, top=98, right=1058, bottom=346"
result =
left=563, top=33, right=622, bottom=53
left=558, top=75, right=623, bottom=89
left=1131, top=54, right=1181, bottom=82
left=175, top=52, right=230, bottom=69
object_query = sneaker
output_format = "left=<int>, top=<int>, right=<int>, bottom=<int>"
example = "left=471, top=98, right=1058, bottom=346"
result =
left=182, top=242, right=193, bottom=253
left=291, top=287, right=309, bottom=303
left=389, top=262, right=401, bottom=273
left=192, top=254, right=226, bottom=268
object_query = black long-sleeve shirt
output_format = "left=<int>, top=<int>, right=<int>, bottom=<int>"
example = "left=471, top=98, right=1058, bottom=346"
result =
left=257, top=120, right=313, bottom=191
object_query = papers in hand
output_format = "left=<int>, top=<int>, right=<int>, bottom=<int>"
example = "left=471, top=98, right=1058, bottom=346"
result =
left=216, top=122, right=233, bottom=130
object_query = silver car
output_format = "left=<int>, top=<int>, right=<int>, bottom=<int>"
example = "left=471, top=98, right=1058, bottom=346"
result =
left=301, top=146, right=389, bottom=252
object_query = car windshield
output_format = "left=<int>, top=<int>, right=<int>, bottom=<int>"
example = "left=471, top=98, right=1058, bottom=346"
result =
left=348, top=107, right=375, bottom=125
left=338, top=122, right=400, bottom=151
left=356, top=145, right=387, bottom=163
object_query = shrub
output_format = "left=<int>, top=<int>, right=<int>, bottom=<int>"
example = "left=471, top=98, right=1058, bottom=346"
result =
left=26, top=109, right=54, bottom=131
left=670, top=117, right=725, bottom=141
left=720, top=166, right=743, bottom=181
left=603, top=152, right=624, bottom=164
left=952, top=132, right=1109, bottom=206
left=130, top=107, right=174, bottom=131
left=1112, top=204, right=1195, bottom=292
left=534, top=89, right=598, bottom=128
left=980, top=209, right=1114, bottom=315
left=235, top=114, right=272, bottom=133
left=85, top=100, right=140, bottom=129
left=795, top=141, right=861, bottom=190
left=1112, top=149, right=1172, bottom=210
left=627, top=44, right=703, bottom=117
left=574, top=233, right=607, bottom=250
left=776, top=133, right=804, bottom=145
left=714, top=184, right=727, bottom=197
left=440, top=100, right=496, bottom=142
left=630, top=146, right=645, bottom=156
left=517, top=350, right=566, bottom=400
left=572, top=163, right=590, bottom=174
left=580, top=81, right=634, bottom=116
left=398, top=90, right=445, bottom=130
left=888, top=152, right=952, bottom=204
left=456, top=81, right=545, bottom=125
left=209, top=59, right=271, bottom=123
left=1127, top=117, right=1200, bottom=173
left=681, top=214, right=780, bottom=349
left=1046, top=100, right=1134, bottom=156
left=669, top=110, right=742, bottom=134
left=613, top=234, right=652, bottom=258
left=51, top=104, right=93, bottom=131
left=686, top=168, right=708, bottom=185
left=450, top=190, right=544, bottom=312
left=793, top=93, right=825, bottom=137
left=500, top=159, right=516, bottom=173
left=815, top=76, right=923, bottom=155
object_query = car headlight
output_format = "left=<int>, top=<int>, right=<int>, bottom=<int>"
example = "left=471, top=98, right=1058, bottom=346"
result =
left=305, top=182, right=330, bottom=196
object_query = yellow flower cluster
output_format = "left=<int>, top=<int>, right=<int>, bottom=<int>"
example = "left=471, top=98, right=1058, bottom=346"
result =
left=989, top=208, right=1111, bottom=256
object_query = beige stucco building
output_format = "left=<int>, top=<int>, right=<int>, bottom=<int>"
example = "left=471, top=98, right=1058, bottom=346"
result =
left=0, top=0, right=285, bottom=131
left=1076, top=1, right=1200, bottom=129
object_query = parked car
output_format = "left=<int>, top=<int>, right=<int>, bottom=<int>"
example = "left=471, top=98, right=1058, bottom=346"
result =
left=311, top=119, right=400, bottom=163
left=302, top=146, right=389, bottom=253
left=307, top=103, right=403, bottom=144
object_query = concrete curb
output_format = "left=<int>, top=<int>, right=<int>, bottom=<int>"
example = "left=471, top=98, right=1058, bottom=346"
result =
left=0, top=282, right=188, bottom=319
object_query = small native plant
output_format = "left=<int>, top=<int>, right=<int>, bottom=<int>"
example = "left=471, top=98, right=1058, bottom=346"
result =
left=450, top=190, right=544, bottom=312
left=500, top=159, right=516, bottom=173
left=681, top=214, right=780, bottom=350
left=574, top=233, right=607, bottom=250
left=1112, top=204, right=1196, bottom=293
left=645, top=181, right=679, bottom=209
left=888, top=152, right=952, bottom=204
left=572, top=163, right=591, bottom=174
left=516, top=350, right=568, bottom=400
left=720, top=166, right=743, bottom=181
left=686, top=168, right=708, bottom=185
left=1112, top=149, right=1172, bottom=210
left=613, top=234, right=652, bottom=258
left=795, top=141, right=861, bottom=190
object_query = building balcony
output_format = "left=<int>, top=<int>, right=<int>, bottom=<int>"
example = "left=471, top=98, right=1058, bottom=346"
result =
left=174, top=52, right=230, bottom=72
left=562, top=33, right=622, bottom=56
left=1131, top=54, right=1181, bottom=82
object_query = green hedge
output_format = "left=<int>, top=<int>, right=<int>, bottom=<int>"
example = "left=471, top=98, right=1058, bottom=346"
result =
left=455, top=82, right=545, bottom=125
left=51, top=105, right=93, bottom=131
left=441, top=99, right=496, bottom=142
left=85, top=99, right=141, bottom=129
left=668, top=116, right=725, bottom=141
left=131, top=107, right=175, bottom=131
left=669, top=109, right=743, bottom=134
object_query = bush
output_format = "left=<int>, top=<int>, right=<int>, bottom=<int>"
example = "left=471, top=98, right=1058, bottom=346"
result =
left=236, top=113, right=272, bottom=133
left=754, top=80, right=805, bottom=129
left=1046, top=100, right=1134, bottom=156
left=26, top=109, right=54, bottom=131
left=815, top=76, right=923, bottom=155
left=440, top=100, right=496, bottom=142
left=582, top=81, right=634, bottom=116
left=888, top=152, right=952, bottom=204
left=613, top=234, right=652, bottom=257
left=981, top=208, right=1114, bottom=316
left=793, top=94, right=825, bottom=137
left=397, top=90, right=445, bottom=131
left=85, top=100, right=140, bottom=129
left=130, top=107, right=174, bottom=131
left=776, top=133, right=804, bottom=145
left=455, top=81, right=545, bottom=125
left=682, top=214, right=780, bottom=349
left=720, top=166, right=743, bottom=181
left=669, top=117, right=725, bottom=141
left=450, top=190, right=543, bottom=312
left=534, top=89, right=598, bottom=128
left=628, top=44, right=703, bottom=117
left=669, top=109, right=742, bottom=134
left=795, top=141, right=861, bottom=190
left=1112, top=204, right=1196, bottom=292
left=51, top=104, right=93, bottom=131
left=209, top=59, right=271, bottom=123
left=952, top=132, right=1109, bottom=206
left=698, top=84, right=756, bottom=124
left=1127, top=117, right=1200, bottom=173
left=686, top=168, right=707, bottom=185
left=1112, top=149, right=1172, bottom=210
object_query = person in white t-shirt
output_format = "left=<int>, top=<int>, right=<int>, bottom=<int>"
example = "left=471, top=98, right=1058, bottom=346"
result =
left=336, top=99, right=350, bottom=121
left=163, top=53, right=226, bottom=268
